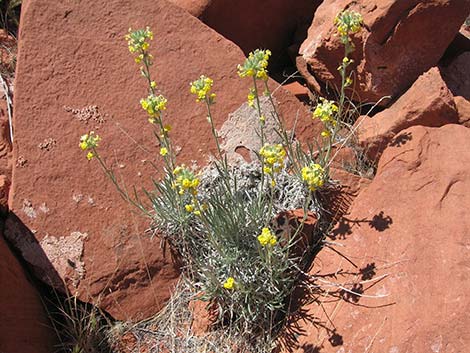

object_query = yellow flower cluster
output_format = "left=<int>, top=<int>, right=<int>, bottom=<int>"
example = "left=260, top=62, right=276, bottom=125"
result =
left=125, top=27, right=153, bottom=54
left=334, top=10, right=363, bottom=43
left=313, top=98, right=338, bottom=122
left=140, top=94, right=168, bottom=123
left=301, top=163, right=325, bottom=192
left=223, top=277, right=235, bottom=290
left=190, top=75, right=216, bottom=104
left=313, top=98, right=339, bottom=138
left=237, top=49, right=271, bottom=81
left=257, top=227, right=277, bottom=247
left=259, top=143, right=286, bottom=186
left=338, top=57, right=355, bottom=73
left=184, top=201, right=206, bottom=216
left=79, top=131, right=101, bottom=160
left=173, top=165, right=200, bottom=196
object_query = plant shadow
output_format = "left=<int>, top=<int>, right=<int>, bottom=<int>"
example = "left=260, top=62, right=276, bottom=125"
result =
left=330, top=210, right=393, bottom=240
left=276, top=183, right=393, bottom=352
left=278, top=258, right=392, bottom=353
left=388, top=131, right=412, bottom=148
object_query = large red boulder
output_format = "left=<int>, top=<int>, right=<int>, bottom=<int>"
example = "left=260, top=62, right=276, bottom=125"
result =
left=442, top=51, right=470, bottom=126
left=169, top=0, right=321, bottom=69
left=355, top=67, right=458, bottom=161
left=0, top=233, right=56, bottom=353
left=8, top=0, right=314, bottom=320
left=284, top=124, right=470, bottom=353
left=300, top=0, right=470, bottom=103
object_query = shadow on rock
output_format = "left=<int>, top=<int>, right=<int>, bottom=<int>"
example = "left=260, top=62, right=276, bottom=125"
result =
left=4, top=212, right=65, bottom=293
left=278, top=258, right=394, bottom=352
left=388, top=131, right=413, bottom=148
left=330, top=211, right=393, bottom=240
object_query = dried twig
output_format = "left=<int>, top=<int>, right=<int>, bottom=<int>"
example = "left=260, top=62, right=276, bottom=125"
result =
left=0, top=73, right=13, bottom=142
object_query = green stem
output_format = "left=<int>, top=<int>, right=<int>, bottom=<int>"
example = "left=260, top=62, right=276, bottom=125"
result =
left=93, top=149, right=150, bottom=216
left=324, top=34, right=351, bottom=171
left=266, top=178, right=275, bottom=226
left=252, top=77, right=266, bottom=194
left=263, top=81, right=300, bottom=176
left=205, top=99, right=226, bottom=169
left=204, top=98, right=232, bottom=195
left=141, top=51, right=155, bottom=96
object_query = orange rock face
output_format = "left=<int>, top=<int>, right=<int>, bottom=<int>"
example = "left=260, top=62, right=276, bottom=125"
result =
left=169, top=0, right=321, bottom=69
left=7, top=0, right=314, bottom=321
left=0, top=233, right=56, bottom=353
left=285, top=124, right=470, bottom=353
left=300, top=0, right=470, bottom=103
left=355, top=67, right=458, bottom=161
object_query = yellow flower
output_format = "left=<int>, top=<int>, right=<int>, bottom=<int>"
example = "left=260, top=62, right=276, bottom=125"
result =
left=301, top=163, right=325, bottom=191
left=134, top=54, right=144, bottom=63
left=191, top=179, right=200, bottom=188
left=321, top=130, right=331, bottom=138
left=185, top=204, right=194, bottom=212
left=126, top=27, right=153, bottom=55
left=160, top=147, right=168, bottom=156
left=150, top=81, right=157, bottom=89
left=140, top=94, right=168, bottom=121
left=334, top=10, right=363, bottom=43
left=313, top=98, right=339, bottom=136
left=313, top=98, right=338, bottom=123
left=163, top=124, right=172, bottom=132
left=79, top=131, right=101, bottom=159
left=173, top=165, right=200, bottom=196
left=223, top=277, right=235, bottom=290
left=259, top=144, right=285, bottom=185
left=237, top=49, right=271, bottom=81
left=257, top=227, right=277, bottom=247
left=190, top=75, right=215, bottom=104
left=173, top=166, right=183, bottom=174
left=247, top=88, right=256, bottom=107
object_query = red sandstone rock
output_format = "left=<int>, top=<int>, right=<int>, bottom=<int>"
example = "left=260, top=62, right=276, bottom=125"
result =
left=169, top=0, right=321, bottom=69
left=300, top=0, right=470, bottom=103
left=443, top=51, right=470, bottom=99
left=355, top=67, right=458, bottom=161
left=327, top=167, right=372, bottom=220
left=454, top=96, right=470, bottom=127
left=442, top=51, right=470, bottom=127
left=8, top=0, right=314, bottom=321
left=284, top=124, right=470, bottom=353
left=282, top=81, right=310, bottom=101
left=0, top=233, right=56, bottom=353
left=189, top=298, right=213, bottom=336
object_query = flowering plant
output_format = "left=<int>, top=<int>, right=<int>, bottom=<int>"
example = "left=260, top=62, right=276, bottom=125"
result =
left=78, top=9, right=364, bottom=348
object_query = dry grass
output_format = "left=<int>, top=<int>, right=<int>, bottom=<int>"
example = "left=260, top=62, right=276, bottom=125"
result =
left=107, top=278, right=273, bottom=353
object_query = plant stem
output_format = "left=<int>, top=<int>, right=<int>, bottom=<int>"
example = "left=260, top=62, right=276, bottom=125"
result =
left=252, top=77, right=266, bottom=194
left=263, top=81, right=301, bottom=176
